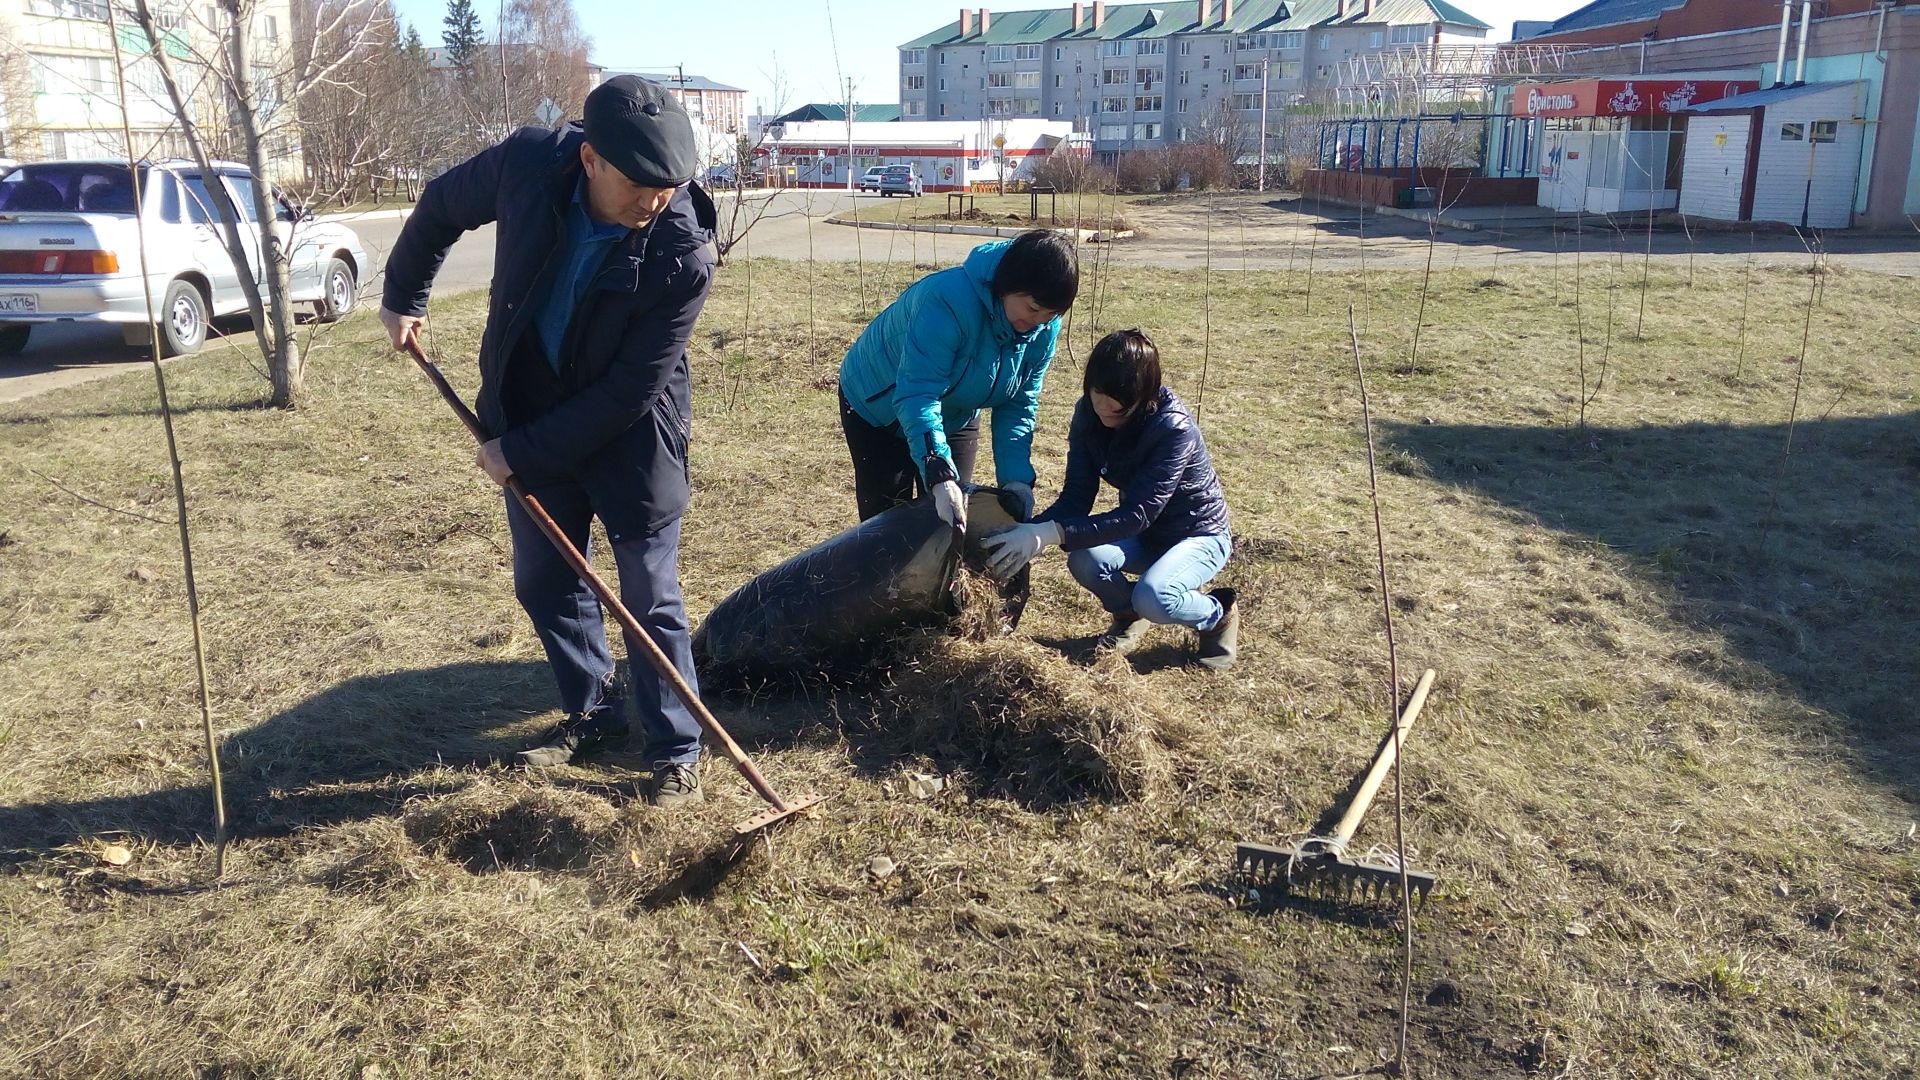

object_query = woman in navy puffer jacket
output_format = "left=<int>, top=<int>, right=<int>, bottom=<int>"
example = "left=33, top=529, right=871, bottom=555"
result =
left=982, top=329, right=1238, bottom=670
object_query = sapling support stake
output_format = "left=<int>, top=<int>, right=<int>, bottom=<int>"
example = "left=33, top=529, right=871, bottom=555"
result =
left=1637, top=190, right=1654, bottom=341
left=1304, top=200, right=1319, bottom=317
left=1065, top=184, right=1086, bottom=358
left=108, top=5, right=226, bottom=876
left=1574, top=209, right=1589, bottom=429
left=1550, top=214, right=1562, bottom=305
left=1735, top=228, right=1755, bottom=379
left=1681, top=211, right=1696, bottom=287
left=1760, top=233, right=1821, bottom=548
left=804, top=192, right=817, bottom=366
left=1287, top=194, right=1299, bottom=273
left=884, top=192, right=904, bottom=294
left=1198, top=197, right=1213, bottom=413
left=852, top=192, right=868, bottom=319
left=1357, top=203, right=1371, bottom=330
left=728, top=216, right=753, bottom=410
left=1490, top=195, right=1510, bottom=283
left=1594, top=230, right=1619, bottom=409
left=1348, top=305, right=1418, bottom=1079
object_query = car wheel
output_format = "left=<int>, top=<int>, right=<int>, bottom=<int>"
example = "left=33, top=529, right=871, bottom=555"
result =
left=315, top=257, right=357, bottom=323
left=158, top=278, right=208, bottom=358
left=0, top=324, right=30, bottom=356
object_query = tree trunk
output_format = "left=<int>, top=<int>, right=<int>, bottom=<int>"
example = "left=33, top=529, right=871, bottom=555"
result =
left=132, top=0, right=279, bottom=395
left=222, top=0, right=304, bottom=408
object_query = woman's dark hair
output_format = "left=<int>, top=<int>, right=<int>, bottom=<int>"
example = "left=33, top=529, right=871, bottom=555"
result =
left=990, top=229, right=1079, bottom=312
left=1084, top=329, right=1162, bottom=413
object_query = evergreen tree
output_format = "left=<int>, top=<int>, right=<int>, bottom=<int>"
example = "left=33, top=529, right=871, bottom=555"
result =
left=442, top=0, right=484, bottom=69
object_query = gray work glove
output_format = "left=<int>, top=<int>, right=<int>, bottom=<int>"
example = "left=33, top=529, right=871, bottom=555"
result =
left=982, top=520, right=1062, bottom=579
left=931, top=479, right=967, bottom=533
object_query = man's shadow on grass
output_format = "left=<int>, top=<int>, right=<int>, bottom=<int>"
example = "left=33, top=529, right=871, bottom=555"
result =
left=1385, top=410, right=1920, bottom=808
left=0, top=659, right=562, bottom=862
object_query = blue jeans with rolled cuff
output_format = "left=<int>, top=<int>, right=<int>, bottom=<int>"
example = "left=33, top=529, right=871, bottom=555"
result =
left=504, top=483, right=703, bottom=765
left=1066, top=533, right=1233, bottom=632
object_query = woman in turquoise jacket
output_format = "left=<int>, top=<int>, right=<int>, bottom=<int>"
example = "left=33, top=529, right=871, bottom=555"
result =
left=838, top=230, right=1079, bottom=530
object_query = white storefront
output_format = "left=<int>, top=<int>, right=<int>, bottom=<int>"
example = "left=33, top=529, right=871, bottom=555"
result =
left=1514, top=77, right=1758, bottom=217
left=756, top=118, right=1080, bottom=191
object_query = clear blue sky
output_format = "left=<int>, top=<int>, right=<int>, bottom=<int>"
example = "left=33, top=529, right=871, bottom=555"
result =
left=386, top=0, right=1567, bottom=116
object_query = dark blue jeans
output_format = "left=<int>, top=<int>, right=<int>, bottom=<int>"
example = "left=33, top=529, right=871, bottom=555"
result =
left=504, top=484, right=703, bottom=765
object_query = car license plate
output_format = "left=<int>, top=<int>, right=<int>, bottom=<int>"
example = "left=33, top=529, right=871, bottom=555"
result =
left=0, top=293, right=38, bottom=314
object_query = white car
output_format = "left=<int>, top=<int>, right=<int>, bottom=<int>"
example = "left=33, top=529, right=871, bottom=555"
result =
left=857, top=166, right=888, bottom=192
left=0, top=159, right=370, bottom=357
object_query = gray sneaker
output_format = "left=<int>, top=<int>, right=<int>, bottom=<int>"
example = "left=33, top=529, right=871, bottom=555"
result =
left=1195, top=588, right=1239, bottom=671
left=1093, top=610, right=1150, bottom=655
left=646, top=760, right=705, bottom=809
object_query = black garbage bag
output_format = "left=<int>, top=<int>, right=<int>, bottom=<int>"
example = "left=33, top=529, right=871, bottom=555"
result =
left=693, top=487, right=1029, bottom=683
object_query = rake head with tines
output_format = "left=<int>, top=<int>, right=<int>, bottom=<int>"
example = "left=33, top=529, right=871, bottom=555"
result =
left=1236, top=838, right=1437, bottom=904
left=1234, top=669, right=1439, bottom=910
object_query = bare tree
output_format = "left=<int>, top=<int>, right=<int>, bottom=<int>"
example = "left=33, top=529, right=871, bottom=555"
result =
left=296, top=0, right=402, bottom=203
left=498, top=0, right=590, bottom=131
left=0, top=13, right=48, bottom=160
left=130, top=0, right=387, bottom=407
left=1189, top=96, right=1253, bottom=167
left=710, top=55, right=791, bottom=264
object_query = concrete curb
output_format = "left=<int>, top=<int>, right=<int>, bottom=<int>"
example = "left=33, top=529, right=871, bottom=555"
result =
left=316, top=208, right=413, bottom=224
left=1373, top=204, right=1565, bottom=232
left=825, top=216, right=1133, bottom=243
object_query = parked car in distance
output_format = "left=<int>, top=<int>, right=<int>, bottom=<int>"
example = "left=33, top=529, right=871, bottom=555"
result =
left=875, top=164, right=923, bottom=197
left=0, top=159, right=369, bottom=357
left=857, top=166, right=889, bottom=193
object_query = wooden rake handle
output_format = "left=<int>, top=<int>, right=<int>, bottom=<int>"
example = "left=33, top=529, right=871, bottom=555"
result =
left=401, top=338, right=794, bottom=813
left=1330, top=668, right=1437, bottom=849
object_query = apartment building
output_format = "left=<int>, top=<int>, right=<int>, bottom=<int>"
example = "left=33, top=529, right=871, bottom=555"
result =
left=899, top=0, right=1490, bottom=152
left=608, top=71, right=748, bottom=135
left=0, top=0, right=295, bottom=172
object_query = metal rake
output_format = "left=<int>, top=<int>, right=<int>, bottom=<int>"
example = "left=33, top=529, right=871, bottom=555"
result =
left=1236, top=668, right=1437, bottom=905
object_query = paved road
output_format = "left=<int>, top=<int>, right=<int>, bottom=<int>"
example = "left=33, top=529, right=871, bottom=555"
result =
left=7, top=188, right=1915, bottom=404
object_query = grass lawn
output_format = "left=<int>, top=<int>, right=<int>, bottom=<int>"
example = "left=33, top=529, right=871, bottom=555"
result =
left=832, top=191, right=1141, bottom=233
left=1, top=247, right=1917, bottom=1078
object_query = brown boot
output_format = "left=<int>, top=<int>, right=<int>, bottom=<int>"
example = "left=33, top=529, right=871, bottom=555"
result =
left=1093, top=610, right=1149, bottom=655
left=1195, top=588, right=1239, bottom=671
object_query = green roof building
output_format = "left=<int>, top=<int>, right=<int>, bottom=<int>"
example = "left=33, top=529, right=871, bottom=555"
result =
left=897, top=0, right=1490, bottom=151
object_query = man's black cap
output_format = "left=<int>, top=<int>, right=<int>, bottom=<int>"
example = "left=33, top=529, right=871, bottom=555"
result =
left=582, top=76, right=698, bottom=188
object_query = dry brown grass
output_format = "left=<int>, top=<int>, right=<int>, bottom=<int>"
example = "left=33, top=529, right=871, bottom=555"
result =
left=1, top=250, right=1917, bottom=1078
left=866, top=629, right=1187, bottom=804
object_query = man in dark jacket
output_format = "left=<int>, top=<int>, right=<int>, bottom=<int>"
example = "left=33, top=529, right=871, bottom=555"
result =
left=378, top=76, right=717, bottom=805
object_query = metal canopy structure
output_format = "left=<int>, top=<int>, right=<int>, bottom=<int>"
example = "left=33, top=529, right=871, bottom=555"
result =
left=1326, top=43, right=1629, bottom=115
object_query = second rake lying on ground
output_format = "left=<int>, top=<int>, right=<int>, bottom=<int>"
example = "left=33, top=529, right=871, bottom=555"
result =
left=402, top=338, right=826, bottom=839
